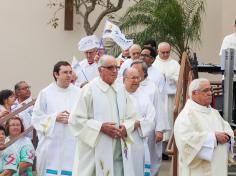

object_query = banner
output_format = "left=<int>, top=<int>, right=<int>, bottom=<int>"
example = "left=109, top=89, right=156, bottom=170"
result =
left=102, top=20, right=133, bottom=50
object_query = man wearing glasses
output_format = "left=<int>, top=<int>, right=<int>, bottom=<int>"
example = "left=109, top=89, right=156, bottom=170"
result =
left=72, top=35, right=101, bottom=88
left=12, top=81, right=34, bottom=138
left=119, top=44, right=142, bottom=77
left=174, top=78, right=234, bottom=176
left=69, top=55, right=136, bottom=176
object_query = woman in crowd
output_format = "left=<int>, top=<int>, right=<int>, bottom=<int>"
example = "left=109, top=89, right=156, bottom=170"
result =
left=5, top=117, right=35, bottom=176
left=0, top=125, right=18, bottom=176
left=0, top=90, right=15, bottom=118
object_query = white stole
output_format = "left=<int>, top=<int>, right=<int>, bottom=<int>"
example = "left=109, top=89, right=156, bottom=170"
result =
left=91, top=83, right=114, bottom=176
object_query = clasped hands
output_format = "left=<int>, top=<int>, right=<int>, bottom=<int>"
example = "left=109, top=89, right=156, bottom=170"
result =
left=56, top=111, right=70, bottom=124
left=101, top=122, right=127, bottom=139
left=215, top=132, right=230, bottom=144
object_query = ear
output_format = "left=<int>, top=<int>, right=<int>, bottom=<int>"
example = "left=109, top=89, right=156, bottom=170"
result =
left=54, top=72, right=59, bottom=79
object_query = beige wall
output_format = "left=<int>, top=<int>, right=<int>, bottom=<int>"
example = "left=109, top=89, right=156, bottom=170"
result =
left=0, top=0, right=235, bottom=96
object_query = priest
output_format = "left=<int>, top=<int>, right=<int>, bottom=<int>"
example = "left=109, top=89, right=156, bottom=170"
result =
left=69, top=55, right=136, bottom=176
left=174, top=78, right=234, bottom=176
left=123, top=67, right=155, bottom=176
left=32, top=61, right=80, bottom=176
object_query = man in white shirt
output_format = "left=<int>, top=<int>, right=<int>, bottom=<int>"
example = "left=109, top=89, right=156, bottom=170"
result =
left=174, top=78, right=234, bottom=176
left=32, top=61, right=79, bottom=176
left=219, top=19, right=236, bottom=56
left=72, top=35, right=100, bottom=88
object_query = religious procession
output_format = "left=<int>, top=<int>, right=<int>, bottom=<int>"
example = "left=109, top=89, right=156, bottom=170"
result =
left=1, top=1, right=236, bottom=176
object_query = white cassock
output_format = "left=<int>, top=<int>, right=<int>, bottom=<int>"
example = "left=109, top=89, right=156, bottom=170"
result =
left=32, top=82, right=79, bottom=176
left=69, top=77, right=136, bottom=176
left=12, top=97, right=34, bottom=139
left=138, top=78, right=170, bottom=175
left=71, top=58, right=99, bottom=87
left=219, top=33, right=236, bottom=56
left=152, top=56, right=180, bottom=140
left=174, top=99, right=234, bottom=176
left=129, top=89, right=155, bottom=176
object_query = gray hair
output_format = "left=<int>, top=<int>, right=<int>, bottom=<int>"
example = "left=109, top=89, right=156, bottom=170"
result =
left=97, top=55, right=115, bottom=67
left=188, top=78, right=210, bottom=99
left=131, top=60, right=148, bottom=79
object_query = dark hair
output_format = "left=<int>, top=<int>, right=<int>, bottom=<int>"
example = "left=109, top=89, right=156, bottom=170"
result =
left=0, top=125, right=6, bottom=136
left=0, top=89, right=14, bottom=105
left=235, top=19, right=236, bottom=26
left=143, top=39, right=157, bottom=50
left=131, top=60, right=148, bottom=79
left=53, top=61, right=71, bottom=81
left=14, top=81, right=26, bottom=91
left=5, top=117, right=24, bottom=136
left=142, top=46, right=157, bottom=59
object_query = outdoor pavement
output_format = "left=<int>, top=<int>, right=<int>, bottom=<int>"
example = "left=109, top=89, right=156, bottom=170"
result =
left=159, top=159, right=172, bottom=176
left=33, top=159, right=172, bottom=176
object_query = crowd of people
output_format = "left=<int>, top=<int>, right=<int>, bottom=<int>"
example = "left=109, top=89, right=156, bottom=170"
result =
left=0, top=19, right=235, bottom=175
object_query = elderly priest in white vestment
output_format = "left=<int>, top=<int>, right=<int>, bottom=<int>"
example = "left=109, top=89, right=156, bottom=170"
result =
left=69, top=55, right=136, bottom=176
left=174, top=78, right=234, bottom=176
left=123, top=67, right=155, bottom=176
left=32, top=61, right=80, bottom=176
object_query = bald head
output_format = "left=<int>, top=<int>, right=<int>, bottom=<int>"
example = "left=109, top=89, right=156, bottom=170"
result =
left=123, top=67, right=140, bottom=93
left=129, top=44, right=141, bottom=60
left=158, top=42, right=171, bottom=60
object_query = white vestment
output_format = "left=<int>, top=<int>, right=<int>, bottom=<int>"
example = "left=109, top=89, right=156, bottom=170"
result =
left=138, top=78, right=170, bottom=175
left=72, top=58, right=99, bottom=87
left=69, top=77, right=136, bottom=176
left=152, top=56, right=180, bottom=140
left=129, top=90, right=155, bottom=176
left=32, top=82, right=79, bottom=176
left=12, top=97, right=34, bottom=139
left=174, top=99, right=234, bottom=176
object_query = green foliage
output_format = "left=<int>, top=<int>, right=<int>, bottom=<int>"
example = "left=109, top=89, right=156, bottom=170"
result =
left=119, top=0, right=205, bottom=60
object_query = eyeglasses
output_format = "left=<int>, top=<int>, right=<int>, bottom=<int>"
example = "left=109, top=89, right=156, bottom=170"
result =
left=195, top=87, right=213, bottom=93
left=125, top=76, right=141, bottom=81
left=18, top=86, right=31, bottom=91
left=101, top=65, right=119, bottom=71
left=141, top=54, right=153, bottom=58
left=9, top=124, right=21, bottom=127
left=160, top=51, right=170, bottom=54
left=131, top=52, right=141, bottom=55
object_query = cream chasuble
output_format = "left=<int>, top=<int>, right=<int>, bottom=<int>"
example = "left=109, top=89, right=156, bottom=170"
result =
left=32, top=82, right=80, bottom=176
left=174, top=99, right=234, bottom=176
left=69, top=77, right=136, bottom=176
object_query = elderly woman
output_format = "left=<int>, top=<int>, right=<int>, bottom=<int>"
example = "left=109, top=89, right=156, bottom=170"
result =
left=0, top=89, right=15, bottom=118
left=5, top=117, right=35, bottom=176
left=0, top=125, right=18, bottom=176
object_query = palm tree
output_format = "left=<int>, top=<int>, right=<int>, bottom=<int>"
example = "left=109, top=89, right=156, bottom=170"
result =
left=119, top=0, right=205, bottom=60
